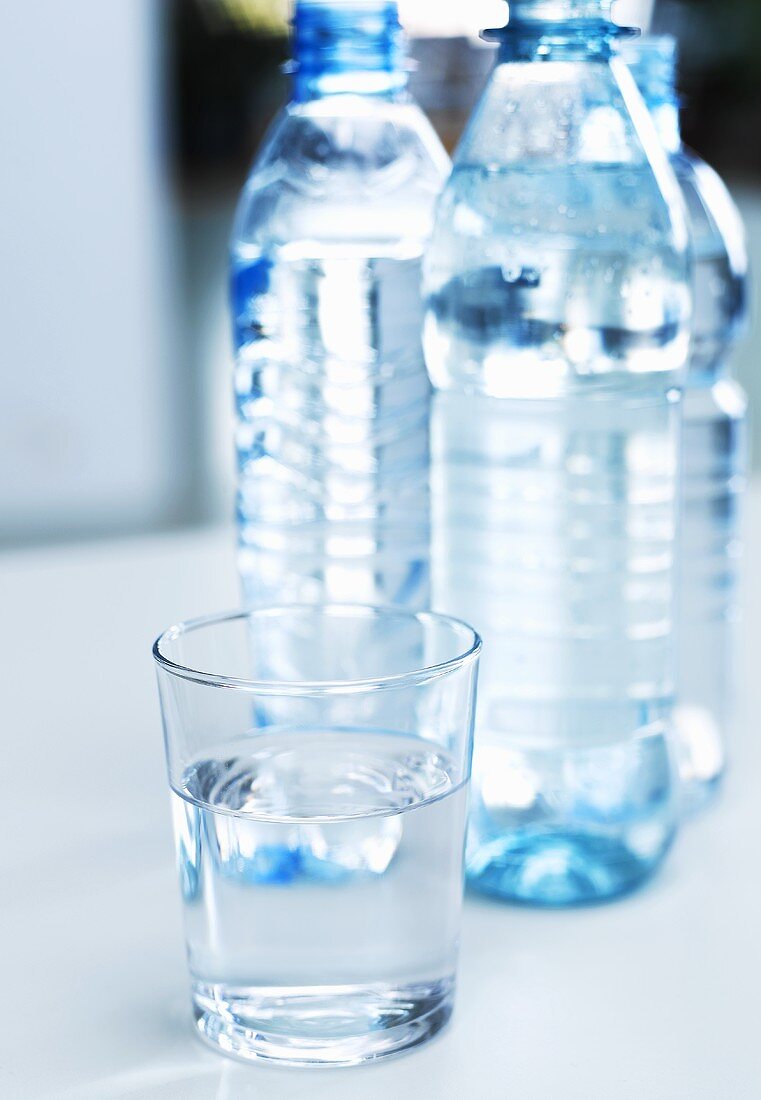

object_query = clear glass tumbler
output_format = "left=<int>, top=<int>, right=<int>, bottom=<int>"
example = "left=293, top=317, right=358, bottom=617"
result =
left=153, top=604, right=480, bottom=1067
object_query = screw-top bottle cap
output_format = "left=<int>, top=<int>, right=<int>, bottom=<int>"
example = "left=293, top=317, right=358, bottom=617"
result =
left=484, top=0, right=638, bottom=54
left=292, top=0, right=407, bottom=100
left=507, top=0, right=615, bottom=21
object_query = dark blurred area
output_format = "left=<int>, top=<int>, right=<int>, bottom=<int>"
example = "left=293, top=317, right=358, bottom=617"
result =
left=2, top=0, right=759, bottom=548
left=171, top=1, right=289, bottom=192
left=655, top=0, right=761, bottom=178
left=170, top=0, right=761, bottom=191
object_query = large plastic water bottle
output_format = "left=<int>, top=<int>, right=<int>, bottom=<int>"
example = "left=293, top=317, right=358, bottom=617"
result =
left=423, top=1, right=692, bottom=904
left=619, top=36, right=749, bottom=809
left=230, top=1, right=449, bottom=609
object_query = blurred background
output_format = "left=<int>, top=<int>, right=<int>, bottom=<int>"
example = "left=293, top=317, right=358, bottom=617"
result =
left=2, top=0, right=759, bottom=548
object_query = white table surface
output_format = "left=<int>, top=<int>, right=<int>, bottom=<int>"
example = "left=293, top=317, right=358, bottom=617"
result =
left=2, top=495, right=761, bottom=1100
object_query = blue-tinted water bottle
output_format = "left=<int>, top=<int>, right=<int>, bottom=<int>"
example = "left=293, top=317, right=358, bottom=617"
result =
left=230, top=1, right=449, bottom=609
left=619, top=35, right=749, bottom=810
left=423, top=1, right=692, bottom=904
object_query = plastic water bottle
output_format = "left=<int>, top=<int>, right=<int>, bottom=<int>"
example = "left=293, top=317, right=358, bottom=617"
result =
left=423, top=1, right=692, bottom=904
left=230, top=1, right=449, bottom=609
left=619, top=36, right=749, bottom=809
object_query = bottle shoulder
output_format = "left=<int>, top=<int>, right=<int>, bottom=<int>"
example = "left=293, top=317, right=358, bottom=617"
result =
left=672, top=148, right=748, bottom=273
left=232, top=96, right=450, bottom=251
left=430, top=59, right=689, bottom=258
left=422, top=59, right=692, bottom=396
left=453, top=59, right=667, bottom=170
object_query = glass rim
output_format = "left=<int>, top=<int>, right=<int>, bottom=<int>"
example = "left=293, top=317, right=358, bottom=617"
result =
left=152, top=603, right=482, bottom=695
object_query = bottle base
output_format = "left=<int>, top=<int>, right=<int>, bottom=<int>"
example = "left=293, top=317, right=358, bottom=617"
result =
left=674, top=703, right=727, bottom=817
left=680, top=772, right=725, bottom=817
left=191, top=976, right=454, bottom=1067
left=466, top=828, right=674, bottom=906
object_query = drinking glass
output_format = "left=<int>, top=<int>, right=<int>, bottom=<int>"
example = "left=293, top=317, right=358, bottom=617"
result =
left=153, top=604, right=480, bottom=1067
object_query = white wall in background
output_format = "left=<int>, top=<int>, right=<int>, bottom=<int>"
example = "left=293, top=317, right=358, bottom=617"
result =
left=399, top=0, right=503, bottom=39
left=397, top=0, right=655, bottom=37
left=0, top=0, right=182, bottom=544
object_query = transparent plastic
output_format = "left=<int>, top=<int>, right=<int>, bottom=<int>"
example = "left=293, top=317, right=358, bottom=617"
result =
left=423, top=1, right=691, bottom=904
left=620, top=35, right=749, bottom=809
left=230, top=1, right=450, bottom=610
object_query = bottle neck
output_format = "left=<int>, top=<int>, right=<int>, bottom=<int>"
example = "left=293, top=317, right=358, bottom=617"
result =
left=291, top=1, right=408, bottom=102
left=617, top=35, right=682, bottom=154
left=485, top=0, right=634, bottom=61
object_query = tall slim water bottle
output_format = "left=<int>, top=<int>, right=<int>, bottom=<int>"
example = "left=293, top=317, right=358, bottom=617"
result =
left=619, top=36, right=749, bottom=809
left=424, top=1, right=692, bottom=904
left=230, top=1, right=449, bottom=609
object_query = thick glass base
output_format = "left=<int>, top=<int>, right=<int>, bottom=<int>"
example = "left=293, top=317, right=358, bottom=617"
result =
left=191, top=977, right=454, bottom=1067
left=466, top=828, right=675, bottom=906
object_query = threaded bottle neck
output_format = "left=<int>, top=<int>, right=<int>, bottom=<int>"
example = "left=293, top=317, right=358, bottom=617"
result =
left=292, top=1, right=407, bottom=102
left=509, top=0, right=614, bottom=21
left=485, top=0, right=635, bottom=60
left=617, top=36, right=681, bottom=154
